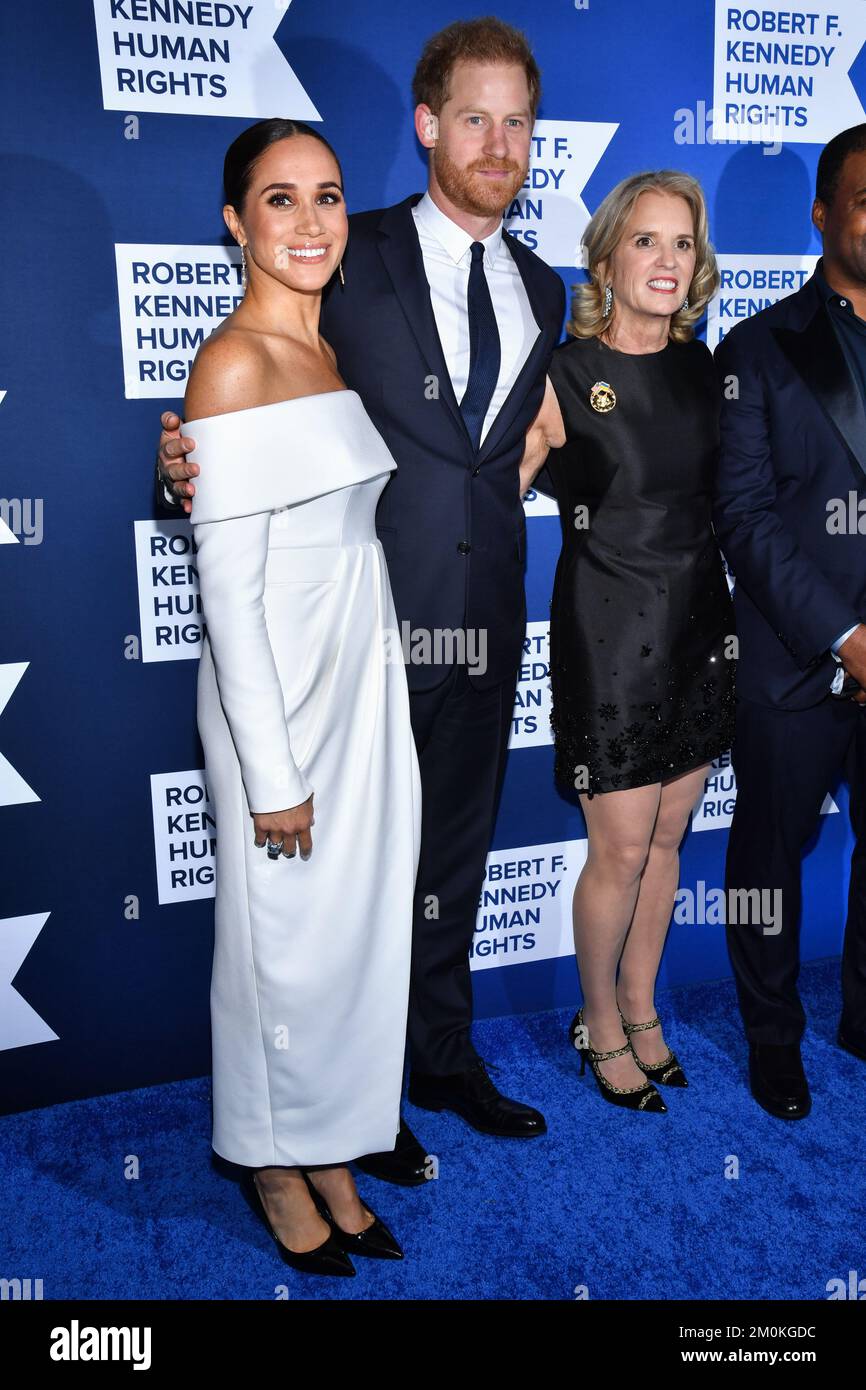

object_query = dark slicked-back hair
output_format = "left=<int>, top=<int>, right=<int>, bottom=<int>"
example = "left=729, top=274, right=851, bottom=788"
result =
left=816, top=124, right=866, bottom=207
left=223, top=118, right=343, bottom=213
left=411, top=16, right=541, bottom=122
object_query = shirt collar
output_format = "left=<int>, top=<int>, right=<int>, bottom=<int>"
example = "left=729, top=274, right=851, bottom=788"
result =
left=413, top=189, right=503, bottom=269
left=815, top=255, right=855, bottom=315
left=814, top=256, right=836, bottom=303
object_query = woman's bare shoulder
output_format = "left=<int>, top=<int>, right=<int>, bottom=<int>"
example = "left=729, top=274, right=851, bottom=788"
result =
left=184, top=324, right=273, bottom=421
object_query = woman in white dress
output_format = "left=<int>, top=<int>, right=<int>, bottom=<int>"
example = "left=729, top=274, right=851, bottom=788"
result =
left=181, top=119, right=421, bottom=1276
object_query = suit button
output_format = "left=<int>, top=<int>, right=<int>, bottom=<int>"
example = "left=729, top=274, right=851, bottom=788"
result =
left=472, top=465, right=480, bottom=476
left=457, top=540, right=471, bottom=554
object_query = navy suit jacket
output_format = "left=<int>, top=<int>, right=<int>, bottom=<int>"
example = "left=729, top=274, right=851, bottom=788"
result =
left=319, top=192, right=565, bottom=690
left=713, top=271, right=866, bottom=709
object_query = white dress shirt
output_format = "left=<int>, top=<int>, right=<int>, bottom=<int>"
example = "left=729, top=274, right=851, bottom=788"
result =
left=411, top=189, right=540, bottom=446
left=832, top=624, right=859, bottom=653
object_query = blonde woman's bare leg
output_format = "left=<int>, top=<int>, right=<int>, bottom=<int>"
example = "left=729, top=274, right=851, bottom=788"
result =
left=616, top=762, right=711, bottom=1064
left=574, top=782, right=661, bottom=1089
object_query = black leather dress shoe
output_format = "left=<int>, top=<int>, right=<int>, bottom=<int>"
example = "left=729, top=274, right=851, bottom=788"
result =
left=354, top=1118, right=431, bottom=1186
left=837, top=1019, right=866, bottom=1062
left=748, top=1042, right=811, bottom=1120
left=408, top=1061, right=547, bottom=1137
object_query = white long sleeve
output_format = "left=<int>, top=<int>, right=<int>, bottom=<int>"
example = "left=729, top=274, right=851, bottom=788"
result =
left=184, top=393, right=397, bottom=814
left=193, top=508, right=313, bottom=814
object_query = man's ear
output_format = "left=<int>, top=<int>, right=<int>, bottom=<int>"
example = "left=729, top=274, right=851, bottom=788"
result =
left=414, top=104, right=439, bottom=149
left=811, top=197, right=825, bottom=235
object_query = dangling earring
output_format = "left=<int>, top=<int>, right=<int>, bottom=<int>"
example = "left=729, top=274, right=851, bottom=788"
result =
left=240, top=243, right=247, bottom=292
left=339, top=260, right=345, bottom=287
left=681, top=294, right=689, bottom=312
left=603, top=284, right=613, bottom=316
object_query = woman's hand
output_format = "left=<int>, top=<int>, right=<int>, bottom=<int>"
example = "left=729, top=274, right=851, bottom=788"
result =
left=252, top=795, right=315, bottom=858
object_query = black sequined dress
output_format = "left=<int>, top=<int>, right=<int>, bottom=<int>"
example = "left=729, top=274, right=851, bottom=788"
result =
left=544, top=334, right=736, bottom=797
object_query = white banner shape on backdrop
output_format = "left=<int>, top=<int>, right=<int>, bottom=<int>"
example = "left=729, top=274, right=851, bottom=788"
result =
left=504, top=119, right=618, bottom=266
left=115, top=243, right=241, bottom=400
left=692, top=749, right=839, bottom=832
left=0, top=913, right=58, bottom=1052
left=0, top=663, right=39, bottom=807
left=509, top=619, right=552, bottom=749
left=712, top=0, right=866, bottom=144
left=92, top=0, right=320, bottom=119
left=522, top=485, right=559, bottom=518
left=470, top=838, right=586, bottom=971
left=134, top=519, right=202, bottom=663
left=707, top=253, right=819, bottom=348
left=151, top=769, right=215, bottom=905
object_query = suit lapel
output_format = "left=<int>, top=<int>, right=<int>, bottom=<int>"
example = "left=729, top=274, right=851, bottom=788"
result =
left=376, top=194, right=474, bottom=456
left=773, top=296, right=866, bottom=482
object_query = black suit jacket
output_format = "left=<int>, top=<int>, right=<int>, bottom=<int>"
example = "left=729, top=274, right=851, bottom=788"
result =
left=713, top=271, right=866, bottom=708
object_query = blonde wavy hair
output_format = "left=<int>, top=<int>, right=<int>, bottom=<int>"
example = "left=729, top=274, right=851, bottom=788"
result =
left=568, top=170, right=719, bottom=344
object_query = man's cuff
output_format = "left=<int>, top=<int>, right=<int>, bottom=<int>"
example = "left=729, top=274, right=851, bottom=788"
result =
left=830, top=622, right=861, bottom=660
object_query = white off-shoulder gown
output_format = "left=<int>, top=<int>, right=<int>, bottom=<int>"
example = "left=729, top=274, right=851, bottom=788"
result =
left=185, top=389, right=421, bottom=1169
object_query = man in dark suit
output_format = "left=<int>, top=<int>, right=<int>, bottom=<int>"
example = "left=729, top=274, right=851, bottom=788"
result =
left=713, top=124, right=866, bottom=1120
left=155, top=19, right=565, bottom=1178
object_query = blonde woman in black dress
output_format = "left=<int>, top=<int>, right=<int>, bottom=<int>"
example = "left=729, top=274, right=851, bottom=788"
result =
left=522, top=171, right=735, bottom=1112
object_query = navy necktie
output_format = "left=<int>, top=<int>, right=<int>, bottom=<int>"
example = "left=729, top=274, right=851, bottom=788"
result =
left=459, top=241, right=501, bottom=451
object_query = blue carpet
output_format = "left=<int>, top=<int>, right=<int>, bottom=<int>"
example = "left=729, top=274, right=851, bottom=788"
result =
left=2, top=957, right=863, bottom=1301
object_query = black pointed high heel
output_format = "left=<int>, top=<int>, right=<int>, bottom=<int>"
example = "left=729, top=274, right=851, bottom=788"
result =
left=619, top=1007, right=688, bottom=1087
left=303, top=1171, right=404, bottom=1260
left=568, top=1007, right=667, bottom=1112
left=240, top=1169, right=356, bottom=1277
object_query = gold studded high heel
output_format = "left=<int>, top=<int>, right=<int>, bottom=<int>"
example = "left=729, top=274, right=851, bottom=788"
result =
left=618, top=1008, right=688, bottom=1087
left=568, top=1007, right=666, bottom=1112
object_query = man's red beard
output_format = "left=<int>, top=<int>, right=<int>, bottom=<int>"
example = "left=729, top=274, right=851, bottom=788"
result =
left=433, top=145, right=526, bottom=217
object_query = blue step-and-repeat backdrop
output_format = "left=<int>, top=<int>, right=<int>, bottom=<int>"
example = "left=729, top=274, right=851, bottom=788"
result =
left=1, top=0, right=861, bottom=1112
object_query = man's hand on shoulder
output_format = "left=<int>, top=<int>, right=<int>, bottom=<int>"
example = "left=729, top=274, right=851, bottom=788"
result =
left=159, top=329, right=269, bottom=516
left=157, top=410, right=197, bottom=515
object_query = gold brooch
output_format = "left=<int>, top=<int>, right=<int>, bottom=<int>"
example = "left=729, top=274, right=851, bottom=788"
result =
left=589, top=380, right=616, bottom=413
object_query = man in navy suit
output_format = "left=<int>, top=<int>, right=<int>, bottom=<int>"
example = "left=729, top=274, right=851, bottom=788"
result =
left=713, top=125, right=866, bottom=1120
left=156, top=19, right=564, bottom=1178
